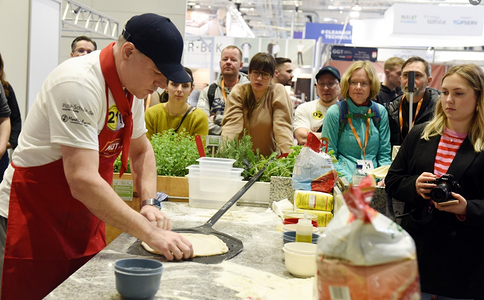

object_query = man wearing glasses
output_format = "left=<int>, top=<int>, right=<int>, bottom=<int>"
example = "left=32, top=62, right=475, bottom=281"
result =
left=70, top=36, right=97, bottom=57
left=293, top=66, right=341, bottom=145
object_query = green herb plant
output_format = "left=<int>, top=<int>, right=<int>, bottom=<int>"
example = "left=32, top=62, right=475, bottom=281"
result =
left=114, top=128, right=200, bottom=177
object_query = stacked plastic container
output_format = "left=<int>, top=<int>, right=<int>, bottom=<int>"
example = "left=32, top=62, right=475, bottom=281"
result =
left=186, top=157, right=243, bottom=209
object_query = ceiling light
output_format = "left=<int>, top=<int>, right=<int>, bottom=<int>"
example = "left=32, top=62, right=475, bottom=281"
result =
left=195, top=4, right=200, bottom=9
left=352, top=1, right=362, bottom=11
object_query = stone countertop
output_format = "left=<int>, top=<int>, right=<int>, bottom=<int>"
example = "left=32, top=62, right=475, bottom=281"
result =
left=45, top=202, right=314, bottom=300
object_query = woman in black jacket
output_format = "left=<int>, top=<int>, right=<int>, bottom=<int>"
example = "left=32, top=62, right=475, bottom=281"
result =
left=386, top=63, right=484, bottom=300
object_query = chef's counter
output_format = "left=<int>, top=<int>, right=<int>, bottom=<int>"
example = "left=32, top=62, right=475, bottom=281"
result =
left=44, top=202, right=314, bottom=300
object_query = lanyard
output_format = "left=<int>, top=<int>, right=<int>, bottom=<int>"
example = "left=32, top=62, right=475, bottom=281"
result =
left=399, top=94, right=423, bottom=136
left=347, top=107, right=371, bottom=158
left=220, top=77, right=239, bottom=102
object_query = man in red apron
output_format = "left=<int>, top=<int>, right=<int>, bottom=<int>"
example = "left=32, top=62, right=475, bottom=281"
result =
left=0, top=13, right=193, bottom=300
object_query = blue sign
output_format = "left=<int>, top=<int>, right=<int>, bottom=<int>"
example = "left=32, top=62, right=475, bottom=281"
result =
left=305, top=23, right=352, bottom=44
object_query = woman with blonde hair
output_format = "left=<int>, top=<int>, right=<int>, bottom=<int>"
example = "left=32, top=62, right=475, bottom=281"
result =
left=145, top=67, right=208, bottom=139
left=386, top=63, right=484, bottom=299
left=321, top=60, right=391, bottom=183
left=222, top=52, right=293, bottom=156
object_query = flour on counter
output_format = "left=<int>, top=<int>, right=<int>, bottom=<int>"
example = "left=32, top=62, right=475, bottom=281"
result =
left=215, top=261, right=313, bottom=300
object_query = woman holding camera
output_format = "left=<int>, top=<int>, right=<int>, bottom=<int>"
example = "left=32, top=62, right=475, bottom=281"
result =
left=385, top=64, right=484, bottom=300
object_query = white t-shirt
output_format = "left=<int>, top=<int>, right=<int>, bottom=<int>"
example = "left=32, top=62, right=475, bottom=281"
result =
left=293, top=99, right=330, bottom=133
left=0, top=50, right=147, bottom=218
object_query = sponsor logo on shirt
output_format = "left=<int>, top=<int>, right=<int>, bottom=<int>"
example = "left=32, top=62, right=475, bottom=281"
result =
left=62, top=103, right=94, bottom=116
left=100, top=137, right=123, bottom=158
left=312, top=111, right=323, bottom=120
left=61, top=114, right=92, bottom=127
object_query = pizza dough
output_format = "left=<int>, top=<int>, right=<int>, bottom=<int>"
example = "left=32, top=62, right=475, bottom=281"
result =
left=141, top=233, right=229, bottom=257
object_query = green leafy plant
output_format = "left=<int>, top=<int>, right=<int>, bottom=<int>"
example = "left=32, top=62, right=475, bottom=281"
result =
left=114, top=129, right=200, bottom=177
left=215, top=132, right=303, bottom=182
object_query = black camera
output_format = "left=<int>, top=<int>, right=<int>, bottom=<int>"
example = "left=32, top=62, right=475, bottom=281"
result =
left=429, top=174, right=460, bottom=203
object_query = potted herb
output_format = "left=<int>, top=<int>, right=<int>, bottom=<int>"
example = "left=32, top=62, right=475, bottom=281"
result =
left=113, top=129, right=200, bottom=197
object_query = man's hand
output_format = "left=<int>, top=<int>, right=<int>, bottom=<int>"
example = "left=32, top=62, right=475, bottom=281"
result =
left=146, top=229, right=194, bottom=261
left=140, top=205, right=172, bottom=230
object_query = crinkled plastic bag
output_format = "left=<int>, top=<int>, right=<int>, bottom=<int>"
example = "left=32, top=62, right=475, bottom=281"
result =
left=315, top=181, right=421, bottom=300
left=292, top=133, right=337, bottom=193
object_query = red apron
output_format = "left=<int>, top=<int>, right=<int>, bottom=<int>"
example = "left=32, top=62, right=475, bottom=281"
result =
left=1, top=43, right=133, bottom=300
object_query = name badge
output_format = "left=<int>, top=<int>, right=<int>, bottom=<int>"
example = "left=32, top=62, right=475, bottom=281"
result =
left=357, top=159, right=374, bottom=172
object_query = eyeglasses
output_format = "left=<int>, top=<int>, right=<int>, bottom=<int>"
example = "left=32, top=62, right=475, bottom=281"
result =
left=316, top=82, right=339, bottom=89
left=250, top=70, right=272, bottom=80
left=349, top=81, right=370, bottom=88
left=74, top=49, right=93, bottom=55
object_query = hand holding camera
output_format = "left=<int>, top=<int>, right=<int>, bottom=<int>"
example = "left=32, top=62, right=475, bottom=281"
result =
left=429, top=174, right=460, bottom=206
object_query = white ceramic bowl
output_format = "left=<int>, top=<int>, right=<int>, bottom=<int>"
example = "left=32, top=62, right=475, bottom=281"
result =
left=281, top=224, right=319, bottom=233
left=283, top=247, right=316, bottom=278
left=283, top=242, right=317, bottom=255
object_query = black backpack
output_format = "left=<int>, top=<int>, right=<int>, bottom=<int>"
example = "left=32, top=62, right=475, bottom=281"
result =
left=207, top=83, right=218, bottom=110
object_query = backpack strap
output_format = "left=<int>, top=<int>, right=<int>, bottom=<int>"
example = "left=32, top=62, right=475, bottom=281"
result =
left=336, top=101, right=349, bottom=138
left=207, top=83, right=217, bottom=110
left=370, top=100, right=381, bottom=129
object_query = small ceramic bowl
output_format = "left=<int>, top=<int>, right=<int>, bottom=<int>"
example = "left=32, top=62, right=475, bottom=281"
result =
left=283, top=247, right=317, bottom=278
left=283, top=242, right=317, bottom=255
left=114, top=258, right=163, bottom=300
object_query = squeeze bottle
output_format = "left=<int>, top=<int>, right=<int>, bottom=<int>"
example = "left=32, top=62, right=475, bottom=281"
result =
left=295, top=212, right=312, bottom=243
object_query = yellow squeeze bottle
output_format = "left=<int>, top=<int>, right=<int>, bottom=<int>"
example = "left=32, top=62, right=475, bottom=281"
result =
left=295, top=212, right=313, bottom=243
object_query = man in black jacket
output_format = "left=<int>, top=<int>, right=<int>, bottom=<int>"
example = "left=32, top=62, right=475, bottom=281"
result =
left=386, top=56, right=440, bottom=146
left=376, top=56, right=404, bottom=107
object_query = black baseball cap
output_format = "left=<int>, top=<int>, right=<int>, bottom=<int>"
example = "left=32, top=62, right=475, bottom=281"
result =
left=315, top=66, right=341, bottom=82
left=122, top=13, right=190, bottom=83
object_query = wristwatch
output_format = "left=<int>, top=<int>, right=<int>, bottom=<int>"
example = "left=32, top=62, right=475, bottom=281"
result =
left=141, top=198, right=162, bottom=209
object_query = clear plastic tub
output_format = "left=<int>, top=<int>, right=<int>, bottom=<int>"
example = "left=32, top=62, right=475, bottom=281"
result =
left=186, top=165, right=243, bottom=178
left=186, top=174, right=243, bottom=209
left=196, top=157, right=235, bottom=171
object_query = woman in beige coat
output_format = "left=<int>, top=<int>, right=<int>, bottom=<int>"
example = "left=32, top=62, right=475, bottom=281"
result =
left=222, top=52, right=294, bottom=156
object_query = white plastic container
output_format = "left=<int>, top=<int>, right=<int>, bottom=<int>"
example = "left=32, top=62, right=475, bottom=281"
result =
left=186, top=173, right=243, bottom=209
left=196, top=157, right=235, bottom=170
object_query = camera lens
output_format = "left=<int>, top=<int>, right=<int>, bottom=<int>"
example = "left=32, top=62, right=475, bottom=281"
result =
left=430, top=183, right=451, bottom=203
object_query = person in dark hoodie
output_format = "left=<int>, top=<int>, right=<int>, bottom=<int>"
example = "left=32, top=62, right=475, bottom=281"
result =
left=386, top=56, right=440, bottom=146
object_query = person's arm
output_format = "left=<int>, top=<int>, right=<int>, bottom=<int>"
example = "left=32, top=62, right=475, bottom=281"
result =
left=321, top=105, right=349, bottom=180
left=0, top=117, right=10, bottom=157
left=271, top=85, right=294, bottom=154
left=385, top=128, right=423, bottom=206
left=221, top=85, right=245, bottom=142
left=0, top=84, right=11, bottom=156
left=293, top=103, right=321, bottom=145
left=197, top=86, right=220, bottom=135
left=376, top=104, right=392, bottom=167
left=60, top=145, right=193, bottom=260
left=191, top=109, right=209, bottom=137
left=6, top=85, right=21, bottom=149
left=127, top=134, right=172, bottom=228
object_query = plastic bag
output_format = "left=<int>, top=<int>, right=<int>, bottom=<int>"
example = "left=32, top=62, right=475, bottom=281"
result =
left=292, top=133, right=337, bottom=193
left=315, top=177, right=420, bottom=300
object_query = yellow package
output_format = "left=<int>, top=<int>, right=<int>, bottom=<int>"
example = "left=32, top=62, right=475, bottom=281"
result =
left=297, top=209, right=333, bottom=227
left=295, top=190, right=333, bottom=212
